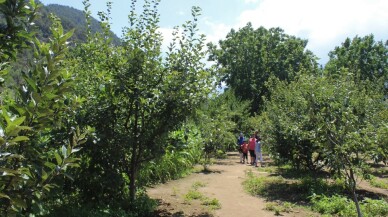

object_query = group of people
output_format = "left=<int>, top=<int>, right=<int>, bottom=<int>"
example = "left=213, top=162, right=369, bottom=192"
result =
left=237, top=131, right=263, bottom=167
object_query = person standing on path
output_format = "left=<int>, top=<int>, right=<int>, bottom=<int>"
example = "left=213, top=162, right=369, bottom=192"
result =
left=241, top=140, right=249, bottom=164
left=255, top=136, right=263, bottom=167
left=237, top=133, right=244, bottom=163
left=248, top=134, right=256, bottom=165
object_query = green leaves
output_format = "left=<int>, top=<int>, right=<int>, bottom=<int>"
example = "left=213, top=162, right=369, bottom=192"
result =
left=259, top=70, right=387, bottom=188
left=325, top=35, right=388, bottom=82
left=208, top=24, right=319, bottom=113
left=0, top=8, right=87, bottom=214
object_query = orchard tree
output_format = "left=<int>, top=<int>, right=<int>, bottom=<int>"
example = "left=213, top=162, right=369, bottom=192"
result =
left=194, top=89, right=250, bottom=167
left=72, top=0, right=213, bottom=206
left=260, top=71, right=387, bottom=217
left=0, top=1, right=86, bottom=214
left=0, top=0, right=39, bottom=87
left=325, top=35, right=387, bottom=82
left=208, top=23, right=319, bottom=113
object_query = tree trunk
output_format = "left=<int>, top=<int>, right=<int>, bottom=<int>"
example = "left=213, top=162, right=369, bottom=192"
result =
left=129, top=96, right=140, bottom=202
left=349, top=168, right=363, bottom=217
left=129, top=155, right=137, bottom=202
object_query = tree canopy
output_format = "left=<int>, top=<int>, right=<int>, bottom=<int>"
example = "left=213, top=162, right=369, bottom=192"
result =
left=208, top=23, right=319, bottom=113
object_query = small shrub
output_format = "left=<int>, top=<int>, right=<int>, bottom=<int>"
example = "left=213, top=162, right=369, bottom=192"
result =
left=310, top=194, right=354, bottom=216
left=201, top=197, right=221, bottom=210
left=184, top=190, right=204, bottom=202
left=298, top=176, right=344, bottom=197
left=265, top=202, right=279, bottom=211
left=362, top=198, right=388, bottom=217
left=215, top=150, right=227, bottom=159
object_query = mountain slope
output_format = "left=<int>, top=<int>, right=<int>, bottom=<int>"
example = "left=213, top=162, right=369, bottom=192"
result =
left=34, top=3, right=121, bottom=44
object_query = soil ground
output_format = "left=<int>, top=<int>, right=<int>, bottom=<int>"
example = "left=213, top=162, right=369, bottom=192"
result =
left=148, top=152, right=388, bottom=217
left=147, top=152, right=315, bottom=217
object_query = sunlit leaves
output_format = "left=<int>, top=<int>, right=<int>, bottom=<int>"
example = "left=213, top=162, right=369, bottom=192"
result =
left=0, top=11, right=85, bottom=215
left=260, top=70, right=386, bottom=175
left=208, top=23, right=319, bottom=113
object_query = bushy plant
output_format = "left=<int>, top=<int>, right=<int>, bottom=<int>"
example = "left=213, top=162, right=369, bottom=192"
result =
left=243, top=171, right=285, bottom=196
left=201, top=197, right=221, bottom=210
left=138, top=124, right=203, bottom=185
left=310, top=194, right=388, bottom=217
left=47, top=189, right=157, bottom=217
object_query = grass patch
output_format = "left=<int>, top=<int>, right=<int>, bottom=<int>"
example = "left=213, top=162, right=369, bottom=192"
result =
left=192, top=181, right=207, bottom=189
left=171, top=187, right=179, bottom=196
left=243, top=170, right=347, bottom=203
left=256, top=165, right=277, bottom=173
left=183, top=181, right=221, bottom=210
left=369, top=175, right=388, bottom=189
left=201, top=197, right=221, bottom=210
left=184, top=189, right=204, bottom=202
left=310, top=194, right=388, bottom=217
left=243, top=171, right=285, bottom=197
left=265, top=201, right=295, bottom=215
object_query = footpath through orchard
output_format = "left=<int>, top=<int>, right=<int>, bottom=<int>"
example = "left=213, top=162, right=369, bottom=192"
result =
left=148, top=152, right=310, bottom=217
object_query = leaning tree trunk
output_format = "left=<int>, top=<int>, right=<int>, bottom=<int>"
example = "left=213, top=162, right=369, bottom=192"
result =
left=129, top=151, right=138, bottom=202
left=348, top=168, right=363, bottom=217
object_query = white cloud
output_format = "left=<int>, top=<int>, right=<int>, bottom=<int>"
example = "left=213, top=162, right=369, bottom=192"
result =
left=202, top=18, right=232, bottom=45
left=244, top=0, right=259, bottom=3
left=206, top=0, right=388, bottom=64
left=156, top=0, right=388, bottom=65
left=158, top=27, right=175, bottom=53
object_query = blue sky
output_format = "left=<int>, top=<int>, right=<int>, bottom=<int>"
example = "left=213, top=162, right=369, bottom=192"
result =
left=39, top=0, right=388, bottom=65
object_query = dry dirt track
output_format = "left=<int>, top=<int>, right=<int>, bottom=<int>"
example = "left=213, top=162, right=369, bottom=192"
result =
left=147, top=152, right=310, bottom=217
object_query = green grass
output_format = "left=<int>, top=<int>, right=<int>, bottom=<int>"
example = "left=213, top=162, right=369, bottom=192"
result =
left=184, top=189, right=204, bottom=202
left=243, top=171, right=285, bottom=197
left=201, top=197, right=221, bottom=210
left=265, top=201, right=295, bottom=215
left=369, top=175, right=388, bottom=189
left=310, top=194, right=388, bottom=217
left=183, top=180, right=221, bottom=210
left=192, top=181, right=207, bottom=189
left=243, top=163, right=388, bottom=216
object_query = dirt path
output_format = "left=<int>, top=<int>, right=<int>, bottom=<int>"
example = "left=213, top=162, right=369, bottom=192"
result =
left=147, top=152, right=305, bottom=217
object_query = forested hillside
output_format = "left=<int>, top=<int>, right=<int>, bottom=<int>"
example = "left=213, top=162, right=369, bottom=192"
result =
left=0, top=1, right=120, bottom=44
left=34, top=3, right=120, bottom=44
left=0, top=0, right=387, bottom=217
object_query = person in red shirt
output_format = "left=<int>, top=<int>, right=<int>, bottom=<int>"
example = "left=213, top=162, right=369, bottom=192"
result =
left=248, top=134, right=256, bottom=165
left=241, top=140, right=248, bottom=164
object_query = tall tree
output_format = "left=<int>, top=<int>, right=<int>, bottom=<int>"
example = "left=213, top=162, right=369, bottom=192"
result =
left=72, top=0, right=212, bottom=205
left=208, top=23, right=319, bottom=113
left=325, top=35, right=388, bottom=82
left=260, top=71, right=387, bottom=217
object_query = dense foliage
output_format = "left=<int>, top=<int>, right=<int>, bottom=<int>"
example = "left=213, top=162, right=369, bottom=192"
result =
left=208, top=23, right=319, bottom=113
left=0, top=1, right=87, bottom=214
left=66, top=0, right=213, bottom=210
left=256, top=36, right=387, bottom=216
left=0, top=0, right=387, bottom=216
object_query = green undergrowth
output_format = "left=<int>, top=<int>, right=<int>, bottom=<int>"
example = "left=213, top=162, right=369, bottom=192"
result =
left=368, top=175, right=388, bottom=189
left=46, top=189, right=157, bottom=217
left=243, top=169, right=388, bottom=216
left=310, top=194, right=388, bottom=217
left=184, top=181, right=221, bottom=210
